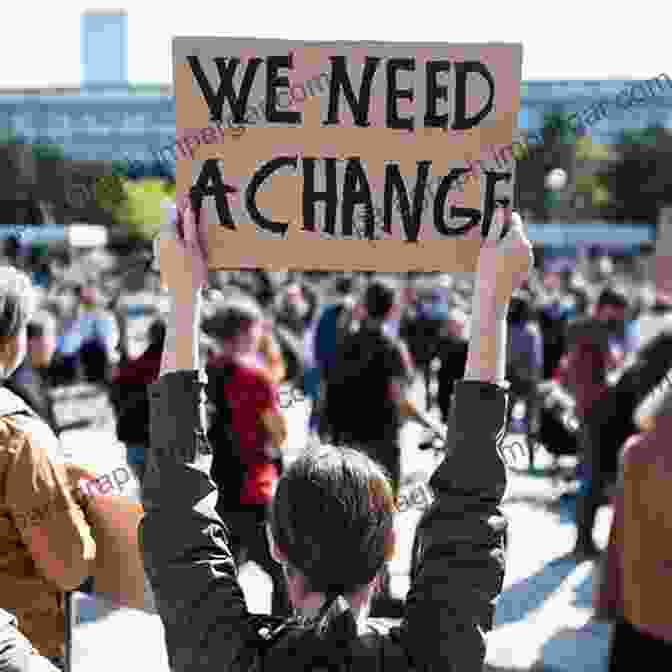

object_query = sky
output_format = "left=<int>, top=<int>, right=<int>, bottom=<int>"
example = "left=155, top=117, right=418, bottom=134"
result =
left=1, top=0, right=670, bottom=88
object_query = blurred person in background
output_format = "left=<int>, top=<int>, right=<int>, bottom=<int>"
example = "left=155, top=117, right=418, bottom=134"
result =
left=435, top=306, right=469, bottom=425
left=0, top=266, right=95, bottom=669
left=5, top=310, right=59, bottom=433
left=322, top=278, right=446, bottom=502
left=399, top=283, right=446, bottom=406
left=506, top=291, right=544, bottom=466
left=536, top=267, right=573, bottom=379
left=51, top=283, right=120, bottom=385
left=311, top=275, right=359, bottom=433
left=203, top=296, right=291, bottom=617
left=275, top=281, right=319, bottom=340
left=633, top=289, right=672, bottom=350
left=256, top=318, right=287, bottom=385
left=559, top=287, right=635, bottom=556
left=596, top=287, right=638, bottom=367
left=110, top=318, right=166, bottom=484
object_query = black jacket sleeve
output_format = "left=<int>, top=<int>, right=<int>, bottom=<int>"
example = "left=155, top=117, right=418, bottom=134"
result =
left=401, top=380, right=509, bottom=672
left=139, top=371, right=258, bottom=672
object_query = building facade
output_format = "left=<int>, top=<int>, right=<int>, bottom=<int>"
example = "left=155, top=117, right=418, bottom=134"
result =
left=81, top=10, right=128, bottom=87
left=0, top=78, right=670, bottom=173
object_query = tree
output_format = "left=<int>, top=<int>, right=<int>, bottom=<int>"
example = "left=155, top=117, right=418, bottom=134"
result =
left=597, top=125, right=672, bottom=225
left=113, top=178, right=176, bottom=241
left=515, top=109, right=578, bottom=220
left=572, top=135, right=616, bottom=216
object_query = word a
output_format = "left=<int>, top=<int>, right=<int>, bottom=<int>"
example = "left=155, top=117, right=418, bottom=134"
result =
left=14, top=465, right=132, bottom=529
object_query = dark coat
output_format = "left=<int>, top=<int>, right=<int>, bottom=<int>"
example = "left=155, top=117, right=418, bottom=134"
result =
left=140, top=371, right=509, bottom=672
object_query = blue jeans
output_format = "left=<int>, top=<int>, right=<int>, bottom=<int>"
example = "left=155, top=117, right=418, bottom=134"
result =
left=126, top=443, right=146, bottom=484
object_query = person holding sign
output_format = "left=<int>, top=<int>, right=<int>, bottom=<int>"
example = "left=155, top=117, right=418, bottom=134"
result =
left=141, top=199, right=532, bottom=671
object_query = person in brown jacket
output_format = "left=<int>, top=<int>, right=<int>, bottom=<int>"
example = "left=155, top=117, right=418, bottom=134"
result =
left=0, top=266, right=96, bottom=669
left=595, top=384, right=672, bottom=667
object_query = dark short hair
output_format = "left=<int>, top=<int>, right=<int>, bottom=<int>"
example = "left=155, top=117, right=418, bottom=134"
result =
left=201, top=296, right=263, bottom=342
left=270, top=445, right=395, bottom=596
left=597, top=287, right=628, bottom=311
left=364, top=280, right=397, bottom=320
left=0, top=266, right=34, bottom=342
left=27, top=310, right=56, bottom=340
left=334, top=275, right=357, bottom=296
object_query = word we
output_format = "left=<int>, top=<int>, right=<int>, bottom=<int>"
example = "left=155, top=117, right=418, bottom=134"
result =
left=127, top=69, right=332, bottom=180
left=14, top=465, right=133, bottom=529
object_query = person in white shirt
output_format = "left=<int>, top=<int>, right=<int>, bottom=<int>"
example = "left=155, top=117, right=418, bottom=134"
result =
left=55, top=285, right=120, bottom=384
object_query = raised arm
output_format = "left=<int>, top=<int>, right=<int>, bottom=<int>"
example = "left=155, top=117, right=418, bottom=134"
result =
left=402, top=208, right=534, bottom=672
left=139, top=198, right=255, bottom=672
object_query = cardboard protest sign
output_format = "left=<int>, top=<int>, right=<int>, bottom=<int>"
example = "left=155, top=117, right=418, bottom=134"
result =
left=172, top=37, right=522, bottom=272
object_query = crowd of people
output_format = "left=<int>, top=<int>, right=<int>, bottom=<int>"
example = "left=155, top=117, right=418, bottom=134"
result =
left=0, top=207, right=671, bottom=669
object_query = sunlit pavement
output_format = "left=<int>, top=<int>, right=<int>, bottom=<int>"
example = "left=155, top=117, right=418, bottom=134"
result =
left=60, top=383, right=613, bottom=672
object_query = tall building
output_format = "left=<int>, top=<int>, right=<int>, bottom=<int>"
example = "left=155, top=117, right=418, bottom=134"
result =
left=81, top=10, right=128, bottom=87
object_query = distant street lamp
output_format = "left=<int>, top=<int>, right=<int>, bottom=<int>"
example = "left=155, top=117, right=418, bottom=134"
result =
left=544, top=167, right=567, bottom=224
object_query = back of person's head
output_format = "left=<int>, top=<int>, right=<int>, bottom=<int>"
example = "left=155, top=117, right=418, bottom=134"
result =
left=364, top=280, right=397, bottom=321
left=334, top=275, right=357, bottom=297
left=270, top=445, right=396, bottom=600
left=570, top=288, right=589, bottom=317
left=597, top=286, right=629, bottom=313
left=201, top=295, right=263, bottom=344
left=0, top=266, right=35, bottom=377
left=26, top=309, right=56, bottom=340
left=27, top=309, right=57, bottom=368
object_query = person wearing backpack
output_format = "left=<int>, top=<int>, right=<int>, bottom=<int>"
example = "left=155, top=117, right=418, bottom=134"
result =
left=202, top=296, right=291, bottom=617
left=140, top=200, right=531, bottom=671
left=0, top=267, right=96, bottom=669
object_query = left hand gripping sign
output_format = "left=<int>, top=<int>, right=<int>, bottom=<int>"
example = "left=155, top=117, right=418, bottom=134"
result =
left=173, top=37, right=522, bottom=272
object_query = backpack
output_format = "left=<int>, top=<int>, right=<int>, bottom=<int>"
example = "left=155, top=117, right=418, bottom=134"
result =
left=205, top=361, right=246, bottom=509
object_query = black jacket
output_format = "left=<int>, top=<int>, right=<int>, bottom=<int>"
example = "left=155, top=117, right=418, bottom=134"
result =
left=140, top=371, right=508, bottom=672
